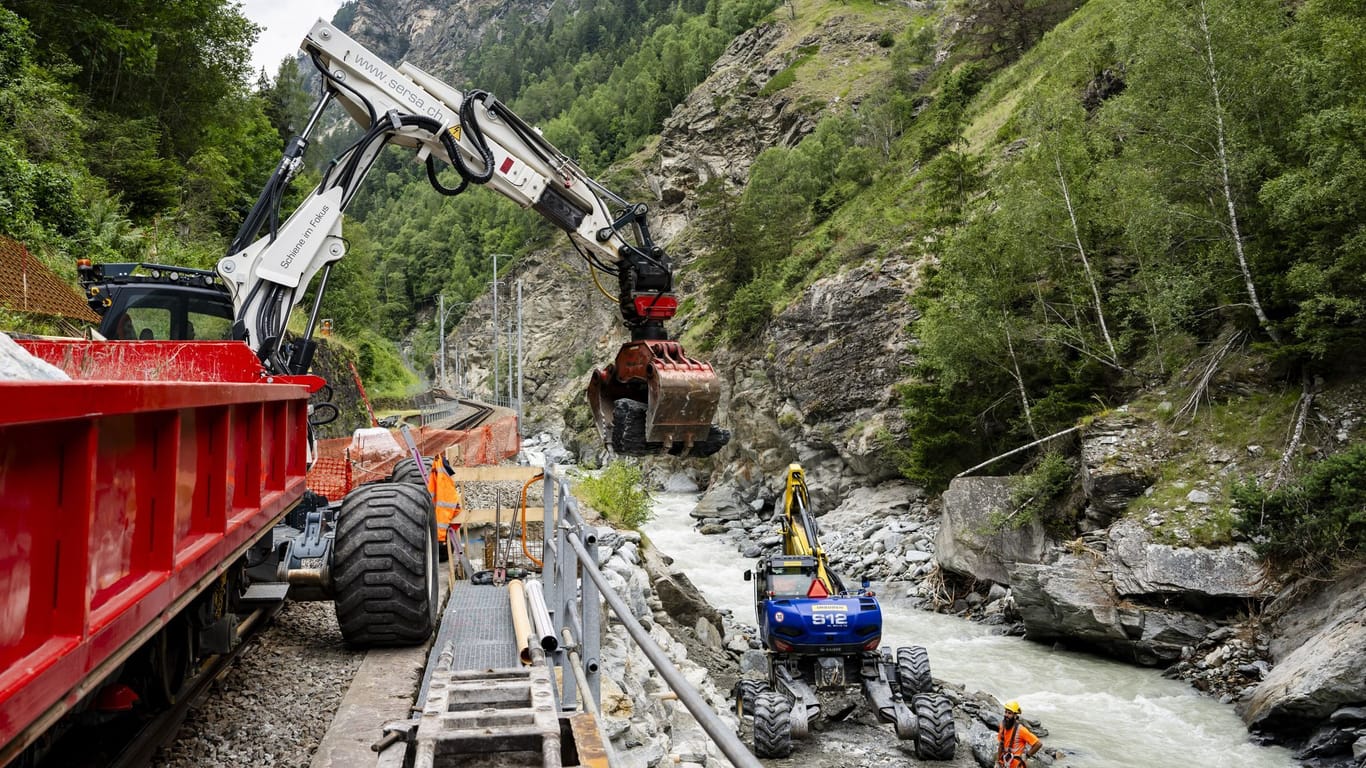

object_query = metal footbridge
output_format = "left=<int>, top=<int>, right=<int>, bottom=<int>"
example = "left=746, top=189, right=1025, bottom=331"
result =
left=372, top=463, right=761, bottom=768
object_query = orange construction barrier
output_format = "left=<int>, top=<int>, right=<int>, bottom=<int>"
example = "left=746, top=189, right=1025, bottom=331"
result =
left=305, top=417, right=522, bottom=501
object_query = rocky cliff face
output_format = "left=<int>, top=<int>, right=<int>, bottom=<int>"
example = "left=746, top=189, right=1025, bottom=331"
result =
left=423, top=3, right=923, bottom=503
left=342, top=0, right=549, bottom=79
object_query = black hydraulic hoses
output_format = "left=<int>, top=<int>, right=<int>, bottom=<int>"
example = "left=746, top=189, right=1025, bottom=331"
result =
left=572, top=239, right=619, bottom=277
left=452, top=90, right=495, bottom=184
left=426, top=155, right=466, bottom=196
left=312, top=52, right=376, bottom=127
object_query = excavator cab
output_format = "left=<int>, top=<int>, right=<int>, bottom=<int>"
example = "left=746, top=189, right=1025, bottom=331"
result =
left=79, top=261, right=233, bottom=342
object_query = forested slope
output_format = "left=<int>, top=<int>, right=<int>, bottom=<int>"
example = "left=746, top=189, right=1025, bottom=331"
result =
left=1, top=0, right=1361, bottom=573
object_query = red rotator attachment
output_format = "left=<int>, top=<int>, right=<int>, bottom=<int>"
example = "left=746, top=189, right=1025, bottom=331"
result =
left=587, top=339, right=729, bottom=457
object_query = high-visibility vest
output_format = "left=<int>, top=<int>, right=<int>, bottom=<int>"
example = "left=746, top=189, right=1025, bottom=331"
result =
left=997, top=722, right=1038, bottom=767
left=426, top=457, right=462, bottom=542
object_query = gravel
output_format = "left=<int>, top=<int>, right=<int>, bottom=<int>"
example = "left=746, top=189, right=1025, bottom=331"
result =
left=152, top=601, right=363, bottom=768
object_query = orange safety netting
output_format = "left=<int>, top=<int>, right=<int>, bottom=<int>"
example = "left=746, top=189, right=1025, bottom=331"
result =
left=305, top=414, right=522, bottom=501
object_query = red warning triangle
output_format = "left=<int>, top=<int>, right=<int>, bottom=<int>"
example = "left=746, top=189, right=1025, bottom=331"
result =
left=807, top=579, right=830, bottom=599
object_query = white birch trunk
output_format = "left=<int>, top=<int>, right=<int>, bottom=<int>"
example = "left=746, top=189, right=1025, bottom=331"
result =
left=1197, top=0, right=1280, bottom=343
left=1004, top=319, right=1037, bottom=439
left=1055, top=150, right=1118, bottom=363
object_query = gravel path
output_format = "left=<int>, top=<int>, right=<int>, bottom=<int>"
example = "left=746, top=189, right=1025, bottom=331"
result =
left=152, top=601, right=363, bottom=768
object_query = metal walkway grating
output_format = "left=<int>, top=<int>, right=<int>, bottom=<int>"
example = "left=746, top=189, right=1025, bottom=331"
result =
left=442, top=581, right=520, bottom=671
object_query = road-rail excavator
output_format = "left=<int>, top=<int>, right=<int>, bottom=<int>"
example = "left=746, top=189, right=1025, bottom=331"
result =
left=738, top=465, right=958, bottom=759
left=95, top=18, right=729, bottom=459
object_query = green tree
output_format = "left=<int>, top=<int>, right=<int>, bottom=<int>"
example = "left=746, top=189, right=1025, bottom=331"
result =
left=1106, top=0, right=1294, bottom=344
left=1258, top=0, right=1366, bottom=364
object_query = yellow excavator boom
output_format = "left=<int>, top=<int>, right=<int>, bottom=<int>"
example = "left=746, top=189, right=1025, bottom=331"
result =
left=779, top=463, right=840, bottom=593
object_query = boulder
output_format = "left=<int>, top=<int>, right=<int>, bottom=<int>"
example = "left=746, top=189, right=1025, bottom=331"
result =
left=651, top=572, right=723, bottom=631
left=690, top=483, right=748, bottom=521
left=1240, top=569, right=1366, bottom=732
left=1078, top=414, right=1158, bottom=526
left=1108, top=519, right=1265, bottom=600
left=1009, top=554, right=1131, bottom=652
left=0, top=333, right=68, bottom=381
left=937, top=477, right=1049, bottom=584
left=1009, top=554, right=1213, bottom=665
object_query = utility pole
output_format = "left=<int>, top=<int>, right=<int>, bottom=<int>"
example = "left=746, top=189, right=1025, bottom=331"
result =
left=506, top=289, right=514, bottom=407
left=516, top=279, right=524, bottom=427
left=491, top=253, right=499, bottom=402
left=437, top=293, right=446, bottom=389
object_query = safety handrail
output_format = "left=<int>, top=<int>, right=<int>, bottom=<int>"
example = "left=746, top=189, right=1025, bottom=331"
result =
left=538, top=461, right=762, bottom=768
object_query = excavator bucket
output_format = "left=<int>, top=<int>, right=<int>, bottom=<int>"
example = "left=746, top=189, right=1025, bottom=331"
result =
left=587, top=339, right=728, bottom=458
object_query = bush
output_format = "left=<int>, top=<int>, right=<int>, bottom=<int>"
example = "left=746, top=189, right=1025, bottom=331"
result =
left=1003, top=451, right=1076, bottom=536
left=1234, top=443, right=1366, bottom=573
left=577, top=462, right=654, bottom=529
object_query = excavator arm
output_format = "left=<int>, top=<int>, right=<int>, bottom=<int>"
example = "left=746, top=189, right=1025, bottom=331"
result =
left=779, top=464, right=844, bottom=594
left=218, top=20, right=728, bottom=457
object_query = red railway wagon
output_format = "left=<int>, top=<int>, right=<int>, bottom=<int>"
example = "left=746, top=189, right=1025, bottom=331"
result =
left=0, top=340, right=320, bottom=765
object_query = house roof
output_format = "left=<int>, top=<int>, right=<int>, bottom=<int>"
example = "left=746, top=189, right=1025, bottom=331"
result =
left=0, top=236, right=100, bottom=323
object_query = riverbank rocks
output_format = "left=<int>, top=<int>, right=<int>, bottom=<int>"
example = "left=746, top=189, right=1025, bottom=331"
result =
left=1239, top=567, right=1366, bottom=762
left=590, top=525, right=739, bottom=766
left=935, top=477, right=1048, bottom=585
left=1107, top=519, right=1265, bottom=605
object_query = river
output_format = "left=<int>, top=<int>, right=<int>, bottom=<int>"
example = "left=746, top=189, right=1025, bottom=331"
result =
left=642, top=492, right=1298, bottom=768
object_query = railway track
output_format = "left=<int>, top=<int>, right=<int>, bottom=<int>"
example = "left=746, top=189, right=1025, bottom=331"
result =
left=33, top=601, right=286, bottom=768
left=448, top=398, right=494, bottom=431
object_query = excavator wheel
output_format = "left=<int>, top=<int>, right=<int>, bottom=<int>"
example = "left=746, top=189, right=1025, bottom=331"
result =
left=391, top=456, right=433, bottom=485
left=732, top=678, right=772, bottom=719
left=751, top=691, right=793, bottom=758
left=897, top=645, right=934, bottom=698
left=911, top=692, right=958, bottom=760
left=610, top=399, right=730, bottom=458
left=332, top=482, right=439, bottom=647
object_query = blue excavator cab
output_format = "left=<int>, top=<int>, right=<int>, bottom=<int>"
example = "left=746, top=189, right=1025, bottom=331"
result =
left=754, top=556, right=882, bottom=657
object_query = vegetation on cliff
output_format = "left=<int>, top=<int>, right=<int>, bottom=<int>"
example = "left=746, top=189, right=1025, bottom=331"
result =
left=1, top=0, right=1361, bottom=570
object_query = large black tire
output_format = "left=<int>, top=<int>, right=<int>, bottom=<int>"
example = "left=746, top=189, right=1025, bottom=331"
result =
left=752, top=691, right=793, bottom=758
left=611, top=399, right=730, bottom=458
left=897, top=645, right=934, bottom=697
left=732, top=679, right=771, bottom=718
left=912, top=693, right=957, bottom=760
left=332, top=482, right=439, bottom=647
left=391, top=456, right=433, bottom=485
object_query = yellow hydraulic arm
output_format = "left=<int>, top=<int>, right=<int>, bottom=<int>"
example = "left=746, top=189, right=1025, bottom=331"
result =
left=779, top=463, right=840, bottom=594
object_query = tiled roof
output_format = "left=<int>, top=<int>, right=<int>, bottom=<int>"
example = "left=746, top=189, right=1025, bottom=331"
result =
left=0, top=236, right=100, bottom=323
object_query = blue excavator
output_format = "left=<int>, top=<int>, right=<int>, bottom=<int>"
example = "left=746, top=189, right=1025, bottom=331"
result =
left=738, top=464, right=958, bottom=759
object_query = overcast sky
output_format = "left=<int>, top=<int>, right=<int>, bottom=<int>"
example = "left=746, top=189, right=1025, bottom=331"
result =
left=239, top=0, right=347, bottom=77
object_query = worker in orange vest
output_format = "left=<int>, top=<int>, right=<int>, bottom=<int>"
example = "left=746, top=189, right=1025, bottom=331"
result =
left=995, top=700, right=1042, bottom=767
left=426, top=453, right=463, bottom=544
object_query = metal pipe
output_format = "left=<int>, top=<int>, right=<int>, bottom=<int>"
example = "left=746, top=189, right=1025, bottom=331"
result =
left=564, top=533, right=762, bottom=768
left=235, top=607, right=269, bottom=637
left=564, top=602, right=585, bottom=653
left=524, top=580, right=558, bottom=653
left=507, top=579, right=534, bottom=665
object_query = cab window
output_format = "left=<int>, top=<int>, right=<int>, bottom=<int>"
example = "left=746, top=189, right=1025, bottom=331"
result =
left=768, top=572, right=814, bottom=597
